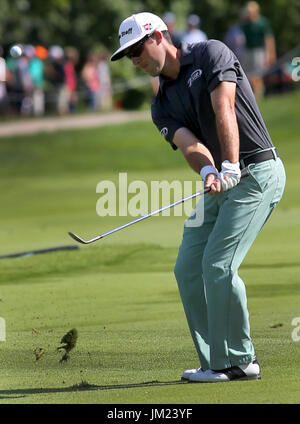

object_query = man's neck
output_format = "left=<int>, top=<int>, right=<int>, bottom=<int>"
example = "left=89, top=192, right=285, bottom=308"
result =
left=161, top=46, right=181, bottom=80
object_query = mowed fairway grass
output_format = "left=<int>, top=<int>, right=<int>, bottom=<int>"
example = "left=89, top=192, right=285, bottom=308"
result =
left=0, top=91, right=300, bottom=404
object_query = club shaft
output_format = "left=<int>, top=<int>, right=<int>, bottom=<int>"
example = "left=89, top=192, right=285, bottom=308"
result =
left=98, top=167, right=250, bottom=240
left=98, top=186, right=210, bottom=240
left=69, top=167, right=250, bottom=244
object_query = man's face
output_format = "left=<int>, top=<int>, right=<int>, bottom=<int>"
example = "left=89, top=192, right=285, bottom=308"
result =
left=124, top=32, right=165, bottom=77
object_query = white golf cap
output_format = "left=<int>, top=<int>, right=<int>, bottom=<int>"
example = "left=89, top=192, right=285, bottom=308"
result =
left=110, top=12, right=168, bottom=61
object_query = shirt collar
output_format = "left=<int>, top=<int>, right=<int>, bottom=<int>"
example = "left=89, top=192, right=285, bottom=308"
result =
left=179, top=42, right=194, bottom=66
left=159, top=42, right=194, bottom=90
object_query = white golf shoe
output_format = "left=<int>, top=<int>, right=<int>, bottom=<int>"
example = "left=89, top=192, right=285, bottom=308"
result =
left=181, top=367, right=203, bottom=381
left=188, top=357, right=261, bottom=383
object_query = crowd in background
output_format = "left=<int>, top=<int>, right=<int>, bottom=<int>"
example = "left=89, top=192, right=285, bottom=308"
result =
left=0, top=1, right=295, bottom=118
left=0, top=43, right=113, bottom=117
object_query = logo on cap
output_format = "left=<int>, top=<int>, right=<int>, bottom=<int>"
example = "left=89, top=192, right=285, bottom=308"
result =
left=119, top=27, right=133, bottom=39
left=143, top=23, right=153, bottom=31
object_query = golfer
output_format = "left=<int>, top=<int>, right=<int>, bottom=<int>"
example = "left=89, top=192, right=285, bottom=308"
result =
left=111, top=12, right=286, bottom=382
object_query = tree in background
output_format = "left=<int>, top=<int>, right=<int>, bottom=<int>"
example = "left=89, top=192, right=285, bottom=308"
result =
left=0, top=0, right=299, bottom=110
left=185, top=0, right=300, bottom=57
left=1, top=0, right=299, bottom=58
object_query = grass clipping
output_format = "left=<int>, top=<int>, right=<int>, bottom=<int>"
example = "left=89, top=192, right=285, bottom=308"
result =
left=57, top=328, right=78, bottom=363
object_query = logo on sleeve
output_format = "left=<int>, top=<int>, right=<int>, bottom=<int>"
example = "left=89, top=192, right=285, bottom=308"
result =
left=187, top=69, right=202, bottom=88
left=160, top=127, right=168, bottom=138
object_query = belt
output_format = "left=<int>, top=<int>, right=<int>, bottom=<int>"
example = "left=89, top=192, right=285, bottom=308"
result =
left=240, top=148, right=278, bottom=168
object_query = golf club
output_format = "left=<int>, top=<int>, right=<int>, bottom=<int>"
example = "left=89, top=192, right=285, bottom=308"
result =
left=68, top=167, right=250, bottom=245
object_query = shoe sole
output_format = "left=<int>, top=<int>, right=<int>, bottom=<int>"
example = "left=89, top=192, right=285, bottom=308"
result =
left=188, top=374, right=262, bottom=383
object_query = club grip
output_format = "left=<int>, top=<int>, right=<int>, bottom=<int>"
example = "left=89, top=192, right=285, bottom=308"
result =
left=204, top=166, right=250, bottom=194
left=241, top=167, right=250, bottom=178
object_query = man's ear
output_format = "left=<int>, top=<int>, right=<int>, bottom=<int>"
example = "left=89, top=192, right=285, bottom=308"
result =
left=152, top=30, right=163, bottom=45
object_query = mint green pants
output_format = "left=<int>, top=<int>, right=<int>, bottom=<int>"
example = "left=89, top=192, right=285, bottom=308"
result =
left=174, top=155, right=286, bottom=371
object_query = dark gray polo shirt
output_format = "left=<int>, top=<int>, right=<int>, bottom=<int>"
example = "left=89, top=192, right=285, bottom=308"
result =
left=151, top=40, right=274, bottom=170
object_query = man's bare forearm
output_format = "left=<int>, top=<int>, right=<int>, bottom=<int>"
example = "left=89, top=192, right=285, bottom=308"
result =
left=210, top=82, right=240, bottom=163
left=173, top=127, right=216, bottom=174
left=215, top=105, right=239, bottom=162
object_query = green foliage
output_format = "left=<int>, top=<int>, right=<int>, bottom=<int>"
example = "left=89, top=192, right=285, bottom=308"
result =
left=1, top=0, right=299, bottom=58
left=190, top=0, right=300, bottom=55
left=1, top=0, right=299, bottom=110
left=121, top=88, right=148, bottom=109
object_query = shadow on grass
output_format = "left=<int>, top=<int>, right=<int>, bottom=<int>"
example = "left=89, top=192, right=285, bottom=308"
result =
left=0, top=379, right=188, bottom=400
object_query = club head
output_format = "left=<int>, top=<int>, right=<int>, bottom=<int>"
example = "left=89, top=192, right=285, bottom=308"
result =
left=68, top=232, right=90, bottom=244
left=68, top=231, right=102, bottom=244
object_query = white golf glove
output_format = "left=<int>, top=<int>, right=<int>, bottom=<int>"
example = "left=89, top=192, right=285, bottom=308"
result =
left=219, top=160, right=241, bottom=191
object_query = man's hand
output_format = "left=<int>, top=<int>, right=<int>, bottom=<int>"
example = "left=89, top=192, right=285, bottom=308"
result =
left=200, top=161, right=241, bottom=195
left=219, top=160, right=241, bottom=191
left=205, top=173, right=222, bottom=195
left=200, top=165, right=222, bottom=195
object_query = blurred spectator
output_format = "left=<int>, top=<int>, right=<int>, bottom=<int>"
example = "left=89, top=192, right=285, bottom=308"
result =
left=26, top=44, right=47, bottom=116
left=0, top=46, right=9, bottom=115
left=181, top=14, right=208, bottom=45
left=224, top=8, right=247, bottom=62
left=63, top=46, right=79, bottom=113
left=163, top=12, right=182, bottom=48
left=19, top=45, right=35, bottom=116
left=240, top=1, right=277, bottom=98
left=45, top=45, right=66, bottom=114
left=5, top=52, right=25, bottom=115
left=31, top=45, right=48, bottom=116
left=81, top=52, right=100, bottom=110
left=97, top=50, right=112, bottom=111
left=1, top=45, right=47, bottom=117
